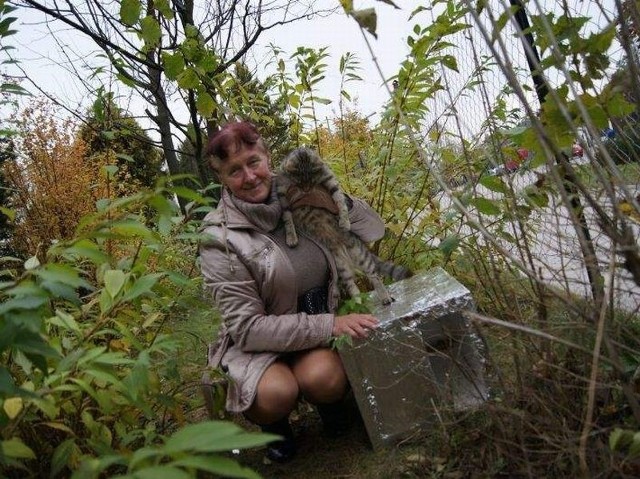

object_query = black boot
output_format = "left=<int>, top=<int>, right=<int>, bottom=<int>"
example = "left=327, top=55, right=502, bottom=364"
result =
left=260, top=417, right=296, bottom=463
left=316, top=400, right=353, bottom=438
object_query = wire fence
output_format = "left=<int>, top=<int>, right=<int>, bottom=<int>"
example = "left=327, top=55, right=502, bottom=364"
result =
left=425, top=0, right=625, bottom=141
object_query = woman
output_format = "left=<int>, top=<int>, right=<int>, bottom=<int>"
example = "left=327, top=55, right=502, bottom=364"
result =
left=199, top=121, right=382, bottom=462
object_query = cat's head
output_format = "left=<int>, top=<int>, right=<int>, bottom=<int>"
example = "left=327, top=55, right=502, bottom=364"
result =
left=280, top=147, right=324, bottom=187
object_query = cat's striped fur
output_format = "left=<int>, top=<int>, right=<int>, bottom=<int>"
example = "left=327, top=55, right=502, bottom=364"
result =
left=276, top=147, right=411, bottom=305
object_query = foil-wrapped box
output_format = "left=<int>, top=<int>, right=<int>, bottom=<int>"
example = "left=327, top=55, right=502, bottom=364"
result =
left=339, top=267, right=488, bottom=450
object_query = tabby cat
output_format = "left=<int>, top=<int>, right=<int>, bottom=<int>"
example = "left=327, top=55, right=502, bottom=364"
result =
left=276, top=147, right=411, bottom=305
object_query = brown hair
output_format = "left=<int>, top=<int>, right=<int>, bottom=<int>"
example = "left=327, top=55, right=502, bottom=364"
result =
left=205, top=121, right=267, bottom=167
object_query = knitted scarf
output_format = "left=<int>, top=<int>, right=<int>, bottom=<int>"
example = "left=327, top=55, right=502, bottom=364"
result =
left=229, top=179, right=282, bottom=232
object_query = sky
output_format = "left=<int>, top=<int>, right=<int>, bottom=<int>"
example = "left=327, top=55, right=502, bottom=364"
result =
left=6, top=1, right=423, bottom=130
left=5, top=0, right=622, bottom=143
left=252, top=0, right=424, bottom=121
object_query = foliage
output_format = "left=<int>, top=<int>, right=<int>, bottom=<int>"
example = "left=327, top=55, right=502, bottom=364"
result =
left=2, top=98, right=107, bottom=258
left=226, top=62, right=294, bottom=161
left=0, top=137, right=17, bottom=258
left=0, top=1, right=28, bottom=115
left=78, top=90, right=163, bottom=197
left=0, top=179, right=271, bottom=478
left=268, top=45, right=331, bottom=150
left=6, top=0, right=640, bottom=477
left=16, top=0, right=333, bottom=214
left=604, top=121, right=640, bottom=164
left=0, top=0, right=29, bottom=259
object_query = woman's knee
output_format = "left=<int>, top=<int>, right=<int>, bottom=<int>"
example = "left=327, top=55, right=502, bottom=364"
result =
left=292, top=348, right=348, bottom=403
left=246, top=362, right=299, bottom=424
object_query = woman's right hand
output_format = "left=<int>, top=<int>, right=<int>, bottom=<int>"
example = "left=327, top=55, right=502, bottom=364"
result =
left=332, top=314, right=379, bottom=339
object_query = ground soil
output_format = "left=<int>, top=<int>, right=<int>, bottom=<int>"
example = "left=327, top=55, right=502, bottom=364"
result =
left=228, top=402, right=427, bottom=479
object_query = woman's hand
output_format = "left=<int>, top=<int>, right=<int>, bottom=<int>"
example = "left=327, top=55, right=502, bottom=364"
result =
left=332, top=314, right=379, bottom=339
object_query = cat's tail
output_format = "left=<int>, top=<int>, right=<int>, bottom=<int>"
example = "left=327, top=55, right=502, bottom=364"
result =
left=348, top=237, right=412, bottom=281
left=374, top=256, right=413, bottom=281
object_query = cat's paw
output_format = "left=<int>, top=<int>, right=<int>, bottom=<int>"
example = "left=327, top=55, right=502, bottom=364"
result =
left=286, top=233, right=299, bottom=248
left=338, top=215, right=351, bottom=231
left=381, top=295, right=396, bottom=306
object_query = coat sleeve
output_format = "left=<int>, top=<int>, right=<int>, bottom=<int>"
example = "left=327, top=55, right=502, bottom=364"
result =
left=199, top=235, right=334, bottom=353
left=347, top=196, right=386, bottom=243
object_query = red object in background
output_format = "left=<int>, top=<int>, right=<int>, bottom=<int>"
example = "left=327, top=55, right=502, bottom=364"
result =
left=572, top=143, right=584, bottom=157
left=505, top=159, right=519, bottom=172
left=516, top=147, right=529, bottom=161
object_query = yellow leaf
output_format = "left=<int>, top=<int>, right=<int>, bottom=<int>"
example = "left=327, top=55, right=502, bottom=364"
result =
left=109, top=338, right=130, bottom=352
left=3, top=397, right=23, bottom=419
left=619, top=200, right=640, bottom=224
left=42, top=422, right=75, bottom=435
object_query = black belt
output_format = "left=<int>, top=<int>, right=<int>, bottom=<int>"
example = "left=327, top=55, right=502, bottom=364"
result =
left=297, top=286, right=329, bottom=314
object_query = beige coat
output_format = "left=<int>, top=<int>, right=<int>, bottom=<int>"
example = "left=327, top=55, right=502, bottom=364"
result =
left=199, top=187, right=385, bottom=412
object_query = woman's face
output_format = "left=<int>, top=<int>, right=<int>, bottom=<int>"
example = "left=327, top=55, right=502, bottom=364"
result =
left=214, top=144, right=272, bottom=203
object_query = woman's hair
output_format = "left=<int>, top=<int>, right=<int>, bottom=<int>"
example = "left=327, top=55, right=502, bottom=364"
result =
left=205, top=121, right=266, bottom=163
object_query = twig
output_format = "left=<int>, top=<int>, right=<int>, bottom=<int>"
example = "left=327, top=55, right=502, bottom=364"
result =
left=578, top=253, right=616, bottom=477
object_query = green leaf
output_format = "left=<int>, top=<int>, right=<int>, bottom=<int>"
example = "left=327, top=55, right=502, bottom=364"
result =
left=120, top=0, right=141, bottom=26
left=110, top=220, right=156, bottom=240
left=162, top=52, right=185, bottom=80
left=629, top=432, right=640, bottom=458
left=340, top=0, right=354, bottom=13
left=129, top=466, right=191, bottom=479
left=140, top=16, right=161, bottom=49
left=196, top=51, right=218, bottom=72
left=375, top=0, right=399, bottom=8
left=154, top=0, right=174, bottom=19
left=442, top=55, right=458, bottom=72
left=163, top=422, right=276, bottom=454
left=49, top=309, right=82, bottom=334
left=0, top=367, right=19, bottom=395
left=0, top=296, right=47, bottom=315
left=128, top=447, right=162, bottom=470
left=350, top=8, right=377, bottom=38
left=492, top=8, right=513, bottom=43
left=35, top=264, right=91, bottom=289
left=171, top=455, right=260, bottom=479
left=103, top=164, right=118, bottom=177
left=606, top=92, right=636, bottom=118
left=610, top=428, right=633, bottom=451
left=469, top=197, right=501, bottom=215
left=116, top=72, right=136, bottom=87
left=176, top=68, right=200, bottom=89
left=104, top=269, right=127, bottom=298
left=0, top=16, right=17, bottom=36
left=0, top=205, right=15, bottom=221
left=1, top=437, right=36, bottom=459
left=121, top=273, right=163, bottom=302
left=523, top=186, right=549, bottom=208
left=172, top=186, right=208, bottom=204
left=585, top=23, right=616, bottom=53
left=438, top=236, right=460, bottom=256
left=99, top=289, right=113, bottom=314
left=61, top=239, right=110, bottom=265
left=116, top=153, right=134, bottom=162
left=480, top=175, right=508, bottom=194
left=196, top=91, right=215, bottom=117
left=51, top=439, right=77, bottom=479
left=41, top=280, right=80, bottom=305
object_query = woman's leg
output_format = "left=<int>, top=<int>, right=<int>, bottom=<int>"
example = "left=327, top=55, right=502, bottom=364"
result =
left=244, top=360, right=299, bottom=425
left=291, top=347, right=354, bottom=437
left=290, top=347, right=348, bottom=404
